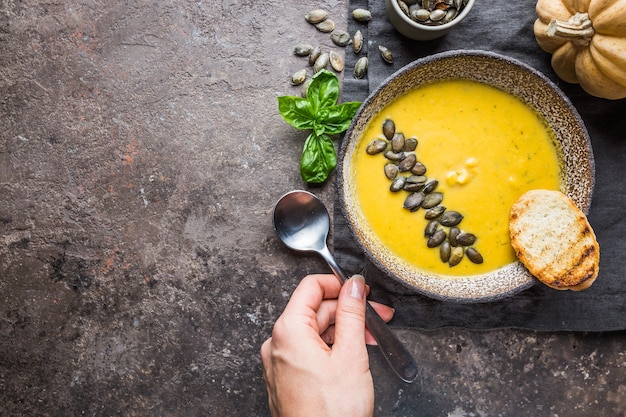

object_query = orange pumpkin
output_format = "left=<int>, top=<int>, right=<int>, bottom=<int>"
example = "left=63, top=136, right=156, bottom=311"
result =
left=534, top=0, right=626, bottom=99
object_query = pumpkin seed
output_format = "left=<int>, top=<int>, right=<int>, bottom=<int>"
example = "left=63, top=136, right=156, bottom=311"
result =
left=404, top=182, right=424, bottom=192
left=411, top=7, right=431, bottom=22
left=430, top=9, right=446, bottom=21
left=391, top=133, right=405, bottom=152
left=379, top=45, right=393, bottom=64
left=294, top=44, right=313, bottom=56
left=352, top=8, right=372, bottom=22
left=384, top=163, right=399, bottom=179
left=301, top=78, right=312, bottom=98
left=352, top=30, right=363, bottom=54
left=398, top=154, right=417, bottom=172
left=411, top=161, right=427, bottom=175
left=456, top=232, right=476, bottom=246
left=290, top=69, right=307, bottom=86
left=425, top=205, right=446, bottom=220
left=424, top=220, right=439, bottom=237
left=366, top=139, right=387, bottom=155
left=315, top=19, right=335, bottom=33
left=421, top=192, right=443, bottom=209
left=406, top=175, right=427, bottom=185
left=331, top=30, right=351, bottom=47
left=423, top=0, right=438, bottom=9
left=329, top=51, right=344, bottom=72
left=448, top=227, right=460, bottom=246
left=354, top=56, right=368, bottom=78
left=384, top=150, right=405, bottom=161
left=427, top=229, right=447, bottom=248
left=403, top=192, right=425, bottom=210
left=448, top=246, right=464, bottom=266
left=382, top=119, right=395, bottom=140
left=440, top=241, right=451, bottom=262
left=404, top=137, right=418, bottom=152
left=390, top=176, right=407, bottom=192
left=308, top=46, right=321, bottom=66
left=397, top=0, right=410, bottom=16
left=466, top=247, right=483, bottom=264
left=443, top=8, right=459, bottom=23
left=404, top=175, right=426, bottom=191
left=440, top=210, right=463, bottom=226
left=305, top=9, right=328, bottom=24
left=422, top=179, right=438, bottom=193
left=314, top=52, right=329, bottom=73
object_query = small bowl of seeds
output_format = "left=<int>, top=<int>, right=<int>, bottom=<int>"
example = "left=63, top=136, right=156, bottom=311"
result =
left=337, top=50, right=594, bottom=302
left=385, top=0, right=475, bottom=40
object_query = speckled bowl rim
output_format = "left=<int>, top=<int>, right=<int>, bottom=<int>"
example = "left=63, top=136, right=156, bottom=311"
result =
left=338, top=50, right=595, bottom=303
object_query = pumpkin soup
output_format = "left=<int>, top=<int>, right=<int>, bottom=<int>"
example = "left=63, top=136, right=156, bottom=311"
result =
left=352, top=79, right=563, bottom=277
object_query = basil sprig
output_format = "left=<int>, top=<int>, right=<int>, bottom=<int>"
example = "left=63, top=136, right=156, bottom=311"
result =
left=278, top=70, right=361, bottom=184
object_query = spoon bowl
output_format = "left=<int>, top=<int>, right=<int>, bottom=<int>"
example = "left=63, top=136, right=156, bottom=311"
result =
left=273, top=190, right=419, bottom=383
left=273, top=190, right=329, bottom=253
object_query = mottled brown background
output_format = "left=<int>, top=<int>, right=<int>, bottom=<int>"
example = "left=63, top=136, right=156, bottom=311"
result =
left=1, top=1, right=624, bottom=416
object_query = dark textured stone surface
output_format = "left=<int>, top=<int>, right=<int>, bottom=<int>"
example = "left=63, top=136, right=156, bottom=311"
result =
left=0, top=1, right=624, bottom=416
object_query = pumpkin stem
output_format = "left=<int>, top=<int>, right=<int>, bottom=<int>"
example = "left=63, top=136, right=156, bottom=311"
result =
left=547, top=12, right=595, bottom=46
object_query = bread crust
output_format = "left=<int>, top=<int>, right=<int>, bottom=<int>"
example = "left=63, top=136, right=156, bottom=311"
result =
left=509, top=190, right=599, bottom=291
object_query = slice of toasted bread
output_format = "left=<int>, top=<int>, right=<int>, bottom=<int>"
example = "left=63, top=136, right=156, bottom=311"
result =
left=509, top=189, right=599, bottom=291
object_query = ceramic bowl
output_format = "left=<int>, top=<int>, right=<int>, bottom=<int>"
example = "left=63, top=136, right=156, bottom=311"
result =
left=338, top=50, right=595, bottom=303
left=385, top=0, right=475, bottom=41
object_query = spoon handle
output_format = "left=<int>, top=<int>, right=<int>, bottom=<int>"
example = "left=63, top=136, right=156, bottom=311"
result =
left=319, top=246, right=419, bottom=383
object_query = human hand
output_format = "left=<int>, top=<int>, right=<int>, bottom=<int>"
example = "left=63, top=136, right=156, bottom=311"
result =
left=260, top=273, right=395, bottom=417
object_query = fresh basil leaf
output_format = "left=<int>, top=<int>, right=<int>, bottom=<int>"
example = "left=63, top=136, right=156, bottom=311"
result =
left=300, top=133, right=337, bottom=184
left=317, top=101, right=361, bottom=135
left=306, top=70, right=339, bottom=114
left=277, top=95, right=315, bottom=131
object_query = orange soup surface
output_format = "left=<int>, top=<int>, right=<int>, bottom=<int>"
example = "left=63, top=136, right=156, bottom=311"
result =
left=352, top=79, right=563, bottom=277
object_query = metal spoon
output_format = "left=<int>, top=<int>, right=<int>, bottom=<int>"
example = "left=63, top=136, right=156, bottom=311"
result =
left=272, top=190, right=419, bottom=383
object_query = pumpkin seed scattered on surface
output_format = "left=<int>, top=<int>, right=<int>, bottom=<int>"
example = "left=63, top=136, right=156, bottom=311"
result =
left=294, top=44, right=314, bottom=57
left=329, top=51, right=344, bottom=72
left=308, top=46, right=322, bottom=66
left=300, top=78, right=312, bottom=98
left=313, top=52, right=329, bottom=73
left=330, top=30, right=351, bottom=47
left=354, top=56, right=368, bottom=78
left=305, top=9, right=328, bottom=24
left=379, top=45, right=393, bottom=64
left=315, top=19, right=335, bottom=33
left=291, top=69, right=307, bottom=85
left=352, top=8, right=373, bottom=22
left=352, top=30, right=363, bottom=54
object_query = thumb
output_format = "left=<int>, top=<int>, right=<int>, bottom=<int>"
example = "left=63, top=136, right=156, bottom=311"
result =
left=332, top=274, right=368, bottom=357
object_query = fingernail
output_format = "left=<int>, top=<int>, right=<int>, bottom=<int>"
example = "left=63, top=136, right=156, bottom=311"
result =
left=349, top=274, right=366, bottom=300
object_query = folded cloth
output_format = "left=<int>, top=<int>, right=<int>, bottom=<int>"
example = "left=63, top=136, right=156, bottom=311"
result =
left=335, top=0, right=626, bottom=331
